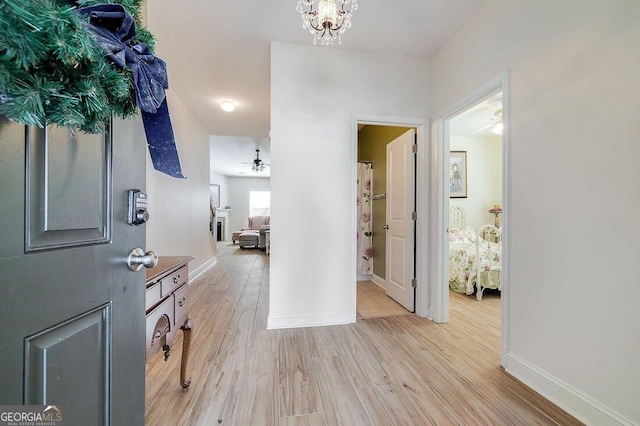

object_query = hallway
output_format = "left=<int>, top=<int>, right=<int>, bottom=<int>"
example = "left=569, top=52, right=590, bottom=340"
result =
left=145, top=242, right=580, bottom=425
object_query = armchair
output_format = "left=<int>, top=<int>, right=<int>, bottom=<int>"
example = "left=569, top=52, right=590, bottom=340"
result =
left=232, top=216, right=270, bottom=249
left=242, top=215, right=270, bottom=231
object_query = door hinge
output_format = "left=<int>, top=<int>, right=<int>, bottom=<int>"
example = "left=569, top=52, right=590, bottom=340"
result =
left=412, top=211, right=417, bottom=220
left=411, top=278, right=417, bottom=288
left=412, top=144, right=418, bottom=153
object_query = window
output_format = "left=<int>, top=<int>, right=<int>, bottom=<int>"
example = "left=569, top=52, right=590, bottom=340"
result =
left=250, top=191, right=270, bottom=216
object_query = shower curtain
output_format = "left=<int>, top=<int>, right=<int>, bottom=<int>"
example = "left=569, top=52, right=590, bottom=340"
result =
left=357, top=162, right=373, bottom=275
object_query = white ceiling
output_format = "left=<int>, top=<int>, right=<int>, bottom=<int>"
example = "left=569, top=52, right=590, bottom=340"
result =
left=210, top=135, right=271, bottom=178
left=450, top=92, right=503, bottom=138
left=147, top=0, right=488, bottom=177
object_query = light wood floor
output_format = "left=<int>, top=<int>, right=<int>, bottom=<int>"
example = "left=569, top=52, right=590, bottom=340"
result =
left=145, top=242, right=581, bottom=425
left=356, top=281, right=411, bottom=319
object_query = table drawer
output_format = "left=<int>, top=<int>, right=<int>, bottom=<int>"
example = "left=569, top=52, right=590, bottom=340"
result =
left=173, top=283, right=189, bottom=325
left=161, top=266, right=188, bottom=297
left=145, top=282, right=162, bottom=311
left=145, top=295, right=175, bottom=359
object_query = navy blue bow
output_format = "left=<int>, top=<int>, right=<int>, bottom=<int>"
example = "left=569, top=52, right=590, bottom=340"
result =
left=78, top=4, right=185, bottom=178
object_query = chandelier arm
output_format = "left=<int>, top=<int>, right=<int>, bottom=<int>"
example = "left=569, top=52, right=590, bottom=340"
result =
left=309, top=21, right=325, bottom=32
left=315, top=20, right=345, bottom=32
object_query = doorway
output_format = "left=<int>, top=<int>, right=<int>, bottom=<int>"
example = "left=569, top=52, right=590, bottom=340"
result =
left=354, top=116, right=428, bottom=319
left=447, top=91, right=503, bottom=338
left=431, top=73, right=510, bottom=366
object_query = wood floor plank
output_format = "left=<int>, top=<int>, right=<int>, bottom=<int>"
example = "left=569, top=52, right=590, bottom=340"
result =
left=277, top=329, right=324, bottom=417
left=249, top=302, right=278, bottom=353
left=145, top=242, right=582, bottom=426
left=328, top=324, right=391, bottom=388
left=278, top=413, right=326, bottom=426
left=358, top=384, right=425, bottom=426
left=380, top=359, right=467, bottom=425
left=311, top=355, right=372, bottom=425
left=388, top=333, right=513, bottom=425
left=233, top=350, right=279, bottom=426
left=185, top=368, right=242, bottom=425
left=304, top=326, right=339, bottom=359
left=350, top=317, right=421, bottom=363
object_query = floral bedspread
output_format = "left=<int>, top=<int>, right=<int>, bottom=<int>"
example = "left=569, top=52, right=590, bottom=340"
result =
left=448, top=228, right=502, bottom=294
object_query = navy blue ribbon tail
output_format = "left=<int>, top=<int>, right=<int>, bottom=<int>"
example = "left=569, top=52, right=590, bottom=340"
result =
left=142, top=99, right=185, bottom=179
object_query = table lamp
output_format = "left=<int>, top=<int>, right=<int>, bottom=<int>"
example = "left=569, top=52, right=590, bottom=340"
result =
left=488, top=204, right=502, bottom=228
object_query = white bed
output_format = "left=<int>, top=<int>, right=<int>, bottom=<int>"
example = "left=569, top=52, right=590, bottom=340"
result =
left=448, top=207, right=502, bottom=300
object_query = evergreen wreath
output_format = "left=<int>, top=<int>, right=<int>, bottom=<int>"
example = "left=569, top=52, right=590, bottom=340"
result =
left=0, top=0, right=155, bottom=133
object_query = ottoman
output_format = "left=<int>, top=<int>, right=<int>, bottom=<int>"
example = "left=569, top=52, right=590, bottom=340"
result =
left=231, top=231, right=243, bottom=244
left=238, top=231, right=259, bottom=249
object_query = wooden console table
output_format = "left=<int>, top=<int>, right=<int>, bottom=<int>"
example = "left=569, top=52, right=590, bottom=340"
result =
left=145, top=256, right=193, bottom=390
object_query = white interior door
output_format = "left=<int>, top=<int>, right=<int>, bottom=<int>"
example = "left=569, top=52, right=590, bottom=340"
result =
left=385, top=129, right=416, bottom=311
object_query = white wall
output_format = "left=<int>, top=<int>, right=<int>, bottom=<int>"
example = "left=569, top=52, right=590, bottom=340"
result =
left=145, top=89, right=216, bottom=278
left=431, top=1, right=640, bottom=424
left=226, top=177, right=271, bottom=234
left=449, top=136, right=501, bottom=231
left=270, top=42, right=429, bottom=328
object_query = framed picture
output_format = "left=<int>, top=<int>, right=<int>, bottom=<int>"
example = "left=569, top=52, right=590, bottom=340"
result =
left=210, top=184, right=220, bottom=208
left=449, top=151, right=467, bottom=198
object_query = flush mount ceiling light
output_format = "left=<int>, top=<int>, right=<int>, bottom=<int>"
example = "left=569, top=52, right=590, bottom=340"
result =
left=296, top=0, right=358, bottom=46
left=220, top=101, right=235, bottom=112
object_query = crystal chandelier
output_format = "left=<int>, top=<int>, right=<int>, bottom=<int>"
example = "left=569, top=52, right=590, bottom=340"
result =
left=296, top=0, right=358, bottom=46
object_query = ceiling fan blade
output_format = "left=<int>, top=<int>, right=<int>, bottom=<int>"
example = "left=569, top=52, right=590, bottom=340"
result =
left=460, top=117, right=492, bottom=123
left=469, top=122, right=493, bottom=135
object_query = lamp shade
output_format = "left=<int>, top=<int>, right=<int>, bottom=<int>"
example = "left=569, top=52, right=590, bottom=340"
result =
left=488, top=205, right=502, bottom=215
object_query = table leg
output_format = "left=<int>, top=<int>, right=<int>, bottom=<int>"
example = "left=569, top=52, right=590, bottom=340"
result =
left=179, top=317, right=193, bottom=391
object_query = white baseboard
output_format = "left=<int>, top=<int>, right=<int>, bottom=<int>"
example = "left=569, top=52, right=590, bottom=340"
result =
left=505, top=353, right=634, bottom=426
left=357, top=273, right=373, bottom=281
left=371, top=274, right=386, bottom=290
left=267, top=310, right=354, bottom=330
left=188, top=256, right=217, bottom=283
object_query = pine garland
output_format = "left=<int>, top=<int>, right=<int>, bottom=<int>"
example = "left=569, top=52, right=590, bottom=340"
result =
left=0, top=0, right=154, bottom=133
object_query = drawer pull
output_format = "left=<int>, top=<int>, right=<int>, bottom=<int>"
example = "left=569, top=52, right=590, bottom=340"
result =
left=178, top=297, right=187, bottom=307
left=173, top=274, right=181, bottom=284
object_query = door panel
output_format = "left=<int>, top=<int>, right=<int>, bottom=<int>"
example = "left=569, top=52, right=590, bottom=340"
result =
left=0, top=116, right=147, bottom=425
left=25, top=126, right=111, bottom=250
left=385, top=129, right=416, bottom=311
left=388, top=236, right=407, bottom=285
left=25, top=305, right=110, bottom=424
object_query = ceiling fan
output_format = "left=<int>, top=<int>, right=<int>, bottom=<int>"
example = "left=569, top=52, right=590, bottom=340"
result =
left=241, top=149, right=270, bottom=172
left=469, top=108, right=503, bottom=135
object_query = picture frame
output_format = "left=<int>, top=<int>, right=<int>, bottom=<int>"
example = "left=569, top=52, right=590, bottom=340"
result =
left=210, top=184, right=220, bottom=208
left=449, top=151, right=467, bottom=198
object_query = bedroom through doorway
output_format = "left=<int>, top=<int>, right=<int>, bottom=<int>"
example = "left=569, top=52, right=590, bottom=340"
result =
left=446, top=91, right=503, bottom=343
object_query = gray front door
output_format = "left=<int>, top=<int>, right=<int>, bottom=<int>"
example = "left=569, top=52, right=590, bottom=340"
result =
left=0, top=116, right=147, bottom=425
